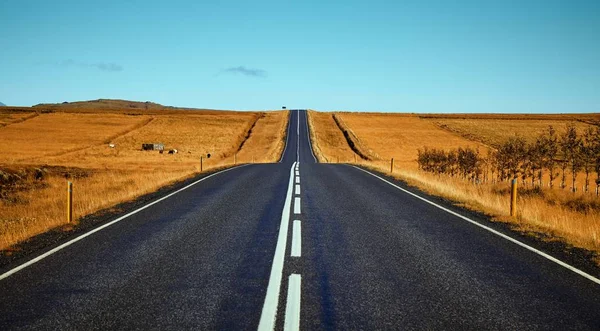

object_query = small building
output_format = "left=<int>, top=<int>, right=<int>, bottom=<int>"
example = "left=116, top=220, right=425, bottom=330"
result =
left=142, top=143, right=164, bottom=151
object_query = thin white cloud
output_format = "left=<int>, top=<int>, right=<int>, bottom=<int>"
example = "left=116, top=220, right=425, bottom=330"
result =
left=60, top=59, right=123, bottom=72
left=221, top=66, right=267, bottom=78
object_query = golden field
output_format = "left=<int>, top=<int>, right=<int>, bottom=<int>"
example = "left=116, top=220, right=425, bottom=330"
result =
left=306, top=111, right=356, bottom=163
left=0, top=102, right=288, bottom=250
left=308, top=111, right=600, bottom=259
left=422, top=114, right=596, bottom=147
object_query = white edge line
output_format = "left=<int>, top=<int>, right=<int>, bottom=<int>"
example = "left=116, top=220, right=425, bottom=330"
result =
left=0, top=164, right=251, bottom=282
left=279, top=109, right=293, bottom=163
left=294, top=197, right=301, bottom=215
left=303, top=110, right=318, bottom=163
left=351, top=165, right=600, bottom=286
left=258, top=162, right=297, bottom=330
left=284, top=274, right=301, bottom=331
left=291, top=220, right=301, bottom=257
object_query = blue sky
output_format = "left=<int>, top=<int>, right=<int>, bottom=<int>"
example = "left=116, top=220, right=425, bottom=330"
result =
left=1, top=0, right=599, bottom=113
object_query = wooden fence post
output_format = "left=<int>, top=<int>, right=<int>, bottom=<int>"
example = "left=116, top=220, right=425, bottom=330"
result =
left=390, top=158, right=394, bottom=174
left=200, top=156, right=203, bottom=172
left=67, top=181, right=73, bottom=223
left=510, top=178, right=518, bottom=217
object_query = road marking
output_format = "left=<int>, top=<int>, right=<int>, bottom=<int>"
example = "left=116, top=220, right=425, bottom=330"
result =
left=295, top=171, right=299, bottom=176
left=291, top=220, right=301, bottom=257
left=295, top=177, right=300, bottom=184
left=278, top=110, right=293, bottom=163
left=303, top=110, right=318, bottom=163
left=297, top=117, right=300, bottom=162
left=352, top=165, right=600, bottom=286
left=295, top=184, right=300, bottom=195
left=258, top=162, right=297, bottom=330
left=294, top=197, right=301, bottom=215
left=0, top=164, right=251, bottom=282
left=284, top=274, right=302, bottom=331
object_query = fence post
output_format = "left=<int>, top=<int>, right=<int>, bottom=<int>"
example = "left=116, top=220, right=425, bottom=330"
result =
left=234, top=153, right=237, bottom=165
left=354, top=154, right=357, bottom=163
left=390, top=158, right=394, bottom=174
left=67, top=181, right=73, bottom=223
left=510, top=178, right=517, bottom=217
left=200, top=156, right=203, bottom=172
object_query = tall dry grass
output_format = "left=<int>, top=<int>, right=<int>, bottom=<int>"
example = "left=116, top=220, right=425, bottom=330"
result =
left=0, top=108, right=288, bottom=250
left=308, top=111, right=600, bottom=257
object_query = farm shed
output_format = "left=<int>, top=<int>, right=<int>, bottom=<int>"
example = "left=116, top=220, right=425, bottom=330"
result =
left=142, top=143, right=164, bottom=151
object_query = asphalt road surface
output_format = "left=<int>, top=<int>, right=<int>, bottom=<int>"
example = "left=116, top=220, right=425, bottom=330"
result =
left=1, top=110, right=599, bottom=330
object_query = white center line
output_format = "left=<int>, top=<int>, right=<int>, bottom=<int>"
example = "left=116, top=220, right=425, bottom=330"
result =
left=258, top=162, right=297, bottom=330
left=294, top=197, right=301, bottom=214
left=295, top=184, right=300, bottom=195
left=291, top=220, right=301, bottom=257
left=295, top=177, right=300, bottom=184
left=296, top=111, right=300, bottom=162
left=295, top=171, right=299, bottom=176
left=284, top=274, right=302, bottom=331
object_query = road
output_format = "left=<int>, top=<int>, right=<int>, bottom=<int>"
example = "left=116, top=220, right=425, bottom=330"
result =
left=1, top=110, right=599, bottom=330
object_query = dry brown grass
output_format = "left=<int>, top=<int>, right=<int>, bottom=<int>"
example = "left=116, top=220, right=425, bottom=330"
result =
left=426, top=117, right=596, bottom=146
left=0, top=112, right=38, bottom=127
left=307, top=110, right=356, bottom=163
left=0, top=106, right=288, bottom=250
left=237, top=111, right=289, bottom=163
left=336, top=113, right=489, bottom=169
left=0, top=113, right=155, bottom=162
left=308, top=111, right=600, bottom=257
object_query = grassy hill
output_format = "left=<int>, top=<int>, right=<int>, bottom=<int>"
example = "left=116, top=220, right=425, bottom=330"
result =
left=33, top=99, right=167, bottom=110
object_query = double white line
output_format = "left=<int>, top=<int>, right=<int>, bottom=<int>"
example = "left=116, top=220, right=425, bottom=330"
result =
left=259, top=162, right=302, bottom=331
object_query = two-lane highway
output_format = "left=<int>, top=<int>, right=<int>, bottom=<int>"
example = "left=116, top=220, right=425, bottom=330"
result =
left=1, top=110, right=600, bottom=330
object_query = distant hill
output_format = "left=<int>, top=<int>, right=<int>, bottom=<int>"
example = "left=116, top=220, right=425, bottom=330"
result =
left=33, top=99, right=168, bottom=111
left=0, top=102, right=5, bottom=106
left=25, top=98, right=234, bottom=115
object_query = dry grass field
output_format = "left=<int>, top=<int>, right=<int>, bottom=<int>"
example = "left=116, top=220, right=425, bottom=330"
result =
left=308, top=111, right=600, bottom=260
left=335, top=113, right=490, bottom=169
left=0, top=112, right=38, bottom=127
left=0, top=102, right=288, bottom=250
left=307, top=110, right=356, bottom=163
left=423, top=115, right=595, bottom=147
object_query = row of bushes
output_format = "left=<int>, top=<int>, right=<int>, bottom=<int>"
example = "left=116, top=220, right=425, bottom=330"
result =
left=417, top=124, right=600, bottom=192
